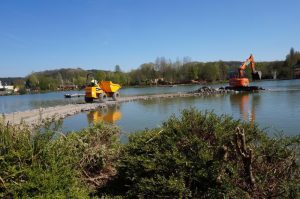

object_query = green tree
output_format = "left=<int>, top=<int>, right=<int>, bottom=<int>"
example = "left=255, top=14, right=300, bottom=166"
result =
left=285, top=47, right=300, bottom=78
left=218, top=61, right=228, bottom=81
left=26, top=73, right=39, bottom=89
left=95, top=71, right=106, bottom=81
left=286, top=48, right=296, bottom=67
left=183, top=63, right=198, bottom=80
left=39, top=77, right=58, bottom=90
left=74, top=76, right=86, bottom=86
left=200, top=63, right=220, bottom=82
left=115, top=65, right=121, bottom=73
left=57, top=72, right=63, bottom=85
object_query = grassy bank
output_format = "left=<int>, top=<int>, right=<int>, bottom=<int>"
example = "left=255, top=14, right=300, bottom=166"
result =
left=1, top=109, right=299, bottom=198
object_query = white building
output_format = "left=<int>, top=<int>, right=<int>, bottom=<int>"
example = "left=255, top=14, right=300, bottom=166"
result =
left=0, top=80, right=14, bottom=91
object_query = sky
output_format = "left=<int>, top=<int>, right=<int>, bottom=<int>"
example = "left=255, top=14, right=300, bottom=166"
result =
left=0, top=0, right=300, bottom=77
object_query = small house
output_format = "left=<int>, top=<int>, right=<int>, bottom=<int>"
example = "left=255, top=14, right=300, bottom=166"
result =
left=0, top=81, right=14, bottom=91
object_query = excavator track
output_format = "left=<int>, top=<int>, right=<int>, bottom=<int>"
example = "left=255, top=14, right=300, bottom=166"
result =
left=224, top=86, right=264, bottom=92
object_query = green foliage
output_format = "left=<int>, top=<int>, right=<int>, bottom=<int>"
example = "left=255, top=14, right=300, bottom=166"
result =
left=103, top=109, right=300, bottom=198
left=286, top=47, right=300, bottom=67
left=96, top=71, right=107, bottom=82
left=1, top=109, right=299, bottom=198
left=115, top=65, right=121, bottom=73
left=26, top=73, right=39, bottom=89
left=0, top=119, right=121, bottom=198
left=200, top=62, right=220, bottom=82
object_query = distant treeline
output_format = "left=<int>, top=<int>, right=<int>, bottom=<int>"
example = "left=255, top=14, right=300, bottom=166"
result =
left=6, top=48, right=300, bottom=91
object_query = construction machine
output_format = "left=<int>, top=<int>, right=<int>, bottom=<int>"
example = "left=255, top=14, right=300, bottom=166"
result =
left=228, top=54, right=262, bottom=91
left=84, top=73, right=121, bottom=103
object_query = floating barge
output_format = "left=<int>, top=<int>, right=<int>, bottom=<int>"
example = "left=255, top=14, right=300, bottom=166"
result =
left=223, top=86, right=264, bottom=92
left=64, top=93, right=85, bottom=98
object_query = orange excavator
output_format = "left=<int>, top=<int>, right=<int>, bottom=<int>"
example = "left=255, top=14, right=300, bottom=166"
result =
left=228, top=54, right=262, bottom=91
left=229, top=54, right=262, bottom=87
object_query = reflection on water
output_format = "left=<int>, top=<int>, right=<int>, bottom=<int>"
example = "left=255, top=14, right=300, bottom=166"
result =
left=230, top=93, right=260, bottom=125
left=87, top=105, right=122, bottom=124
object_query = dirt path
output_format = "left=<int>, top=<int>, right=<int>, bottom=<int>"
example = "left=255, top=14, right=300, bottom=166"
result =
left=2, top=89, right=228, bottom=126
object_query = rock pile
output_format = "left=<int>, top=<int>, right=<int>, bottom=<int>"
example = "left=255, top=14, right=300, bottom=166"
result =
left=189, top=86, right=229, bottom=94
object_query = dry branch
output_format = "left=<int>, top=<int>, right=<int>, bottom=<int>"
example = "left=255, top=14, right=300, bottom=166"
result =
left=235, top=127, right=256, bottom=187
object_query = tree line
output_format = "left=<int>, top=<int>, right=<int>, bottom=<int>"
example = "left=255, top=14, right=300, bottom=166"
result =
left=9, top=48, right=300, bottom=92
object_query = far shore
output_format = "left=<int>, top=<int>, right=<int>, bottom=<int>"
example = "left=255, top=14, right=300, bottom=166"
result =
left=1, top=78, right=293, bottom=97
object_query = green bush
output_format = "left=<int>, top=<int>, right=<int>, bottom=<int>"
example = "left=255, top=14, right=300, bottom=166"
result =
left=1, top=109, right=299, bottom=198
left=0, top=120, right=121, bottom=198
left=102, top=109, right=300, bottom=198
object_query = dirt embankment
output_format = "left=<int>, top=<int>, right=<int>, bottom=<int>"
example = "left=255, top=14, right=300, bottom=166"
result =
left=2, top=87, right=229, bottom=126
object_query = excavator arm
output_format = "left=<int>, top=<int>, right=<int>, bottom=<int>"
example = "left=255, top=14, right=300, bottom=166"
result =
left=238, top=54, right=262, bottom=80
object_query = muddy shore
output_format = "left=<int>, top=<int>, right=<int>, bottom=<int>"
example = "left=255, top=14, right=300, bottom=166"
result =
left=2, top=88, right=230, bottom=126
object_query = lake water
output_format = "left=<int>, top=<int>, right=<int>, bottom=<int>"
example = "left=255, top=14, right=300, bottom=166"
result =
left=1, top=80, right=300, bottom=138
left=61, top=80, right=300, bottom=139
left=0, top=84, right=203, bottom=113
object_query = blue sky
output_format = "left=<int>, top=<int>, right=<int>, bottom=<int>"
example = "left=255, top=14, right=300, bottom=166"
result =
left=0, top=0, right=299, bottom=77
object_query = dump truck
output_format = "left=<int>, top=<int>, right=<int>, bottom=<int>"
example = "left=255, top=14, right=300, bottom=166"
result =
left=84, top=73, right=121, bottom=103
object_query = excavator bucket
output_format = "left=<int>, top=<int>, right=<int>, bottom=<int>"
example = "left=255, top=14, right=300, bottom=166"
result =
left=251, top=71, right=262, bottom=80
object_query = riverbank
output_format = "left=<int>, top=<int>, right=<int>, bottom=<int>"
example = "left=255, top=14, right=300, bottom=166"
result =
left=0, top=90, right=15, bottom=96
left=2, top=87, right=230, bottom=126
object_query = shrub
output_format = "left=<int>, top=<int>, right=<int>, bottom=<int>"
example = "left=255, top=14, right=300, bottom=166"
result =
left=103, top=109, right=300, bottom=198
left=1, top=109, right=299, bottom=198
left=0, top=119, right=121, bottom=198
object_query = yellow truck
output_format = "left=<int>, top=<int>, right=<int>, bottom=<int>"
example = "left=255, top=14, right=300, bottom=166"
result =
left=84, top=73, right=121, bottom=103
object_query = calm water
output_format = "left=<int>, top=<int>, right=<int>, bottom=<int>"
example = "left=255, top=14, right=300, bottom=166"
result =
left=0, top=84, right=202, bottom=113
left=61, top=80, right=300, bottom=138
left=1, top=80, right=300, bottom=138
